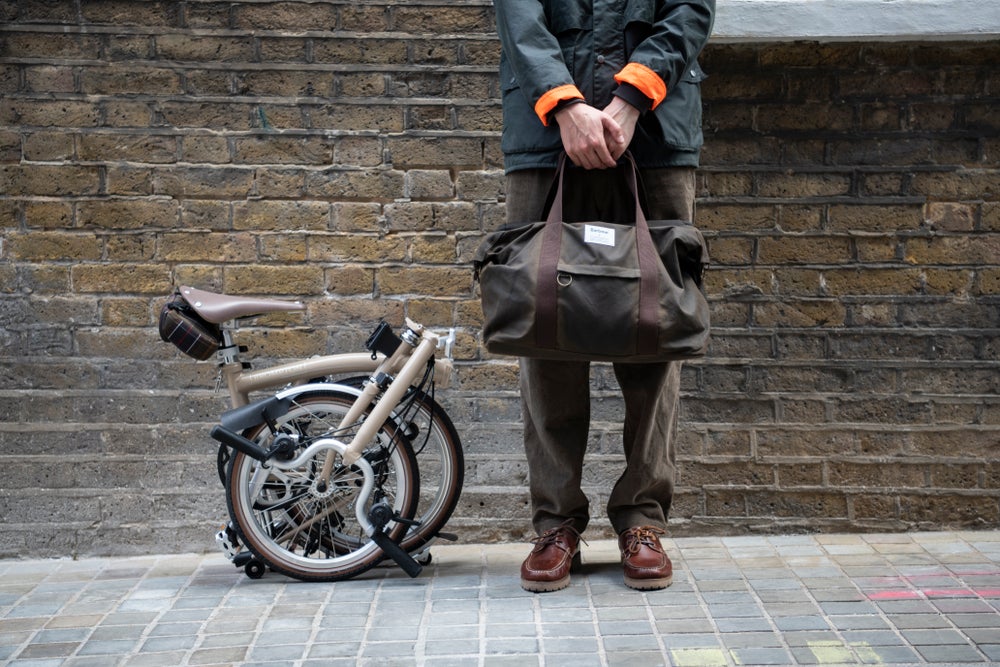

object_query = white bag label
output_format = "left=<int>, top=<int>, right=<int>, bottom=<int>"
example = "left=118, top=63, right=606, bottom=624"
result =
left=584, top=224, right=615, bottom=247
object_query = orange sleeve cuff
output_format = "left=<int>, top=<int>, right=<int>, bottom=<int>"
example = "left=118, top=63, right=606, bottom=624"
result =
left=614, top=63, right=668, bottom=109
left=534, top=84, right=585, bottom=126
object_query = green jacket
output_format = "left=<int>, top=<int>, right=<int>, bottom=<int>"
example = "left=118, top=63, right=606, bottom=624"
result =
left=495, top=0, right=715, bottom=172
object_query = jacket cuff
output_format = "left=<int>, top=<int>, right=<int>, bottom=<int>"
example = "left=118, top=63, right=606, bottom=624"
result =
left=535, top=84, right=585, bottom=126
left=614, top=63, right=667, bottom=109
left=613, top=83, right=653, bottom=114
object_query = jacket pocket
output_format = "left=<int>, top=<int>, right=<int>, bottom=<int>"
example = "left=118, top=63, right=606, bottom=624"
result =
left=637, top=60, right=707, bottom=153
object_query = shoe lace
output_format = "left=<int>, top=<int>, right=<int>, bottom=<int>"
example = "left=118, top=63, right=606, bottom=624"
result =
left=622, top=526, right=665, bottom=556
left=529, top=521, right=586, bottom=553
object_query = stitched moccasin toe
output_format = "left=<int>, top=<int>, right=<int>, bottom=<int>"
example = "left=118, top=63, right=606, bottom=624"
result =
left=619, top=525, right=673, bottom=591
left=520, top=522, right=583, bottom=592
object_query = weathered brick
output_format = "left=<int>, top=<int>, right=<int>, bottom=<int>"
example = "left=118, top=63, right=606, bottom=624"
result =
left=829, top=461, right=926, bottom=489
left=385, top=201, right=479, bottom=232
left=78, top=199, right=179, bottom=230
left=232, top=200, right=329, bottom=231
left=697, top=204, right=775, bottom=232
left=406, top=297, right=456, bottom=328
left=73, top=263, right=172, bottom=294
left=305, top=168, right=404, bottom=200
left=906, top=235, right=1000, bottom=265
left=155, top=34, right=254, bottom=61
left=977, top=268, right=1000, bottom=295
left=309, top=233, right=406, bottom=263
left=828, top=204, right=923, bottom=233
left=258, top=233, right=307, bottom=262
left=911, top=169, right=1000, bottom=200
left=314, top=38, right=406, bottom=65
left=757, top=171, right=852, bottom=199
left=102, top=233, right=159, bottom=263
left=757, top=235, right=852, bottom=265
left=410, top=234, right=459, bottom=264
left=79, top=134, right=178, bottom=163
left=152, top=167, right=256, bottom=198
left=699, top=171, right=754, bottom=197
left=308, top=103, right=404, bottom=132
left=233, top=135, right=333, bottom=165
left=80, top=0, right=178, bottom=26
left=387, top=136, right=485, bottom=169
left=3, top=31, right=101, bottom=59
left=393, top=6, right=494, bottom=33
left=102, top=297, right=153, bottom=326
left=159, top=232, right=258, bottom=262
left=82, top=66, right=184, bottom=96
left=180, top=135, right=230, bottom=164
left=333, top=136, right=384, bottom=167
left=1, top=165, right=100, bottom=196
left=6, top=231, right=102, bottom=262
left=771, top=268, right=822, bottom=296
left=406, top=170, right=454, bottom=200
left=183, top=69, right=235, bottom=96
left=23, top=201, right=72, bottom=229
left=325, top=265, right=374, bottom=295
left=377, top=266, right=472, bottom=297
left=102, top=100, right=155, bottom=128
left=757, top=103, right=854, bottom=133
left=157, top=101, right=254, bottom=131
left=222, top=265, right=325, bottom=295
left=234, top=2, right=338, bottom=30
left=824, top=268, right=922, bottom=296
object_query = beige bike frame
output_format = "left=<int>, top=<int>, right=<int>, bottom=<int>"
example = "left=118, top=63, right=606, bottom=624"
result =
left=218, top=318, right=452, bottom=472
left=220, top=328, right=452, bottom=410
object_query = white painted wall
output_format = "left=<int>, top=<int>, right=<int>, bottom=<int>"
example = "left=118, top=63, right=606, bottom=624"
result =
left=713, top=0, right=1000, bottom=41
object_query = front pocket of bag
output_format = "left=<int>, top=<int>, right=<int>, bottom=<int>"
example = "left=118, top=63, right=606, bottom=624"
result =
left=553, top=269, right=640, bottom=357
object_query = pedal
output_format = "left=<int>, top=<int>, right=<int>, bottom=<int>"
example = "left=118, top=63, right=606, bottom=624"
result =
left=435, top=531, right=459, bottom=542
left=368, top=502, right=423, bottom=578
left=215, top=524, right=240, bottom=561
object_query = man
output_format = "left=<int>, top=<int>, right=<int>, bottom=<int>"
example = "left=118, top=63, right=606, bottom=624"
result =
left=493, top=0, right=715, bottom=592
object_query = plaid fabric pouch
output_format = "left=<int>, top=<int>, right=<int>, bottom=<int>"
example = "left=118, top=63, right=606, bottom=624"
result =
left=158, top=293, right=222, bottom=360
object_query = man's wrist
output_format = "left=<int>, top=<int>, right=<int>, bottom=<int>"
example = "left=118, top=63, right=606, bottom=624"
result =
left=551, top=98, right=587, bottom=124
left=613, top=84, right=652, bottom=114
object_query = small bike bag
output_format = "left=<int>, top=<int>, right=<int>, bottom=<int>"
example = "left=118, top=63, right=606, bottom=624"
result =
left=158, top=291, right=222, bottom=360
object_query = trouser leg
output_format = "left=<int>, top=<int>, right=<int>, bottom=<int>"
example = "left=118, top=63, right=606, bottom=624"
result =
left=520, top=357, right=592, bottom=533
left=607, top=361, right=681, bottom=532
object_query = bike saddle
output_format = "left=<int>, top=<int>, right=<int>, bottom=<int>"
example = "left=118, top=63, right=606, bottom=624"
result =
left=179, top=285, right=305, bottom=324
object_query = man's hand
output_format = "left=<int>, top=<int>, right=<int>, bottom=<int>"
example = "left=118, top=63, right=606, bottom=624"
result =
left=602, top=97, right=640, bottom=161
left=553, top=103, right=622, bottom=170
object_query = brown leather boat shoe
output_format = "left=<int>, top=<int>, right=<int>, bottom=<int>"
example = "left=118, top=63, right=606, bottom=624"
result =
left=619, top=525, right=673, bottom=591
left=520, top=522, right=583, bottom=593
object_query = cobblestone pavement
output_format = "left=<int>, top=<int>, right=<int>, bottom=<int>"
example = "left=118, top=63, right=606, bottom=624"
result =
left=2, top=531, right=1000, bottom=666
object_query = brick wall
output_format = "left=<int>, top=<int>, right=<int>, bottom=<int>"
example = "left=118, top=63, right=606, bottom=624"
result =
left=1, top=2, right=998, bottom=557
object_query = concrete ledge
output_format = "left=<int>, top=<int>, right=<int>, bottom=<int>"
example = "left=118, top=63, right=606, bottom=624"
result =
left=714, top=0, right=1000, bottom=42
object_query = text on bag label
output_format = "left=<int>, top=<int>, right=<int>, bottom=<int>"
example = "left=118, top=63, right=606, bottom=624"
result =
left=584, top=225, right=615, bottom=247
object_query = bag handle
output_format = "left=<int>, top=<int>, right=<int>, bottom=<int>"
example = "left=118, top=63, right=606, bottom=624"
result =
left=535, top=153, right=661, bottom=356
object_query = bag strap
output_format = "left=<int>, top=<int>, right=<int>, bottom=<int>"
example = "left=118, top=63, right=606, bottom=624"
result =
left=535, top=155, right=567, bottom=349
left=535, top=153, right=661, bottom=356
left=623, top=154, right=662, bottom=356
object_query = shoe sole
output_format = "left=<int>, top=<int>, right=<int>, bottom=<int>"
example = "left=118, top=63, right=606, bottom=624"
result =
left=521, top=575, right=571, bottom=593
left=520, top=551, right=581, bottom=593
left=623, top=573, right=673, bottom=591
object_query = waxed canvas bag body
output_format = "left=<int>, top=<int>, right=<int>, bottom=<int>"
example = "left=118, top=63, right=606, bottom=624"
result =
left=473, top=154, right=710, bottom=363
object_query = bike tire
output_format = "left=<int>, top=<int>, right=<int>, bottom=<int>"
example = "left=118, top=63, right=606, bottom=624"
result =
left=335, top=377, right=464, bottom=555
left=227, top=392, right=419, bottom=582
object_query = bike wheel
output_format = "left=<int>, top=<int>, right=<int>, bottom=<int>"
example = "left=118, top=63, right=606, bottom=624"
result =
left=227, top=392, right=419, bottom=582
left=337, top=378, right=464, bottom=555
